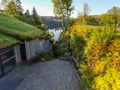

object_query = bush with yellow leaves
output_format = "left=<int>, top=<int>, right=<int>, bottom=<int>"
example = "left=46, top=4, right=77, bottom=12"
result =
left=78, top=25, right=120, bottom=89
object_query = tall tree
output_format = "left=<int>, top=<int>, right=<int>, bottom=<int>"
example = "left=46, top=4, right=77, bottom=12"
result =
left=14, top=0, right=23, bottom=15
left=76, top=3, right=89, bottom=25
left=4, top=0, right=20, bottom=18
left=31, top=7, right=41, bottom=25
left=1, top=0, right=23, bottom=19
left=51, top=0, right=74, bottom=29
left=83, top=3, right=89, bottom=25
left=21, top=9, right=34, bottom=24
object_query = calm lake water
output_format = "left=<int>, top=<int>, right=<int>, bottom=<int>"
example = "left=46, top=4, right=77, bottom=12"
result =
left=48, top=29, right=62, bottom=42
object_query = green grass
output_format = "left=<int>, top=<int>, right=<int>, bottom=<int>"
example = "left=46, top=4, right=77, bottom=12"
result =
left=0, top=13, right=46, bottom=40
left=0, top=33, right=19, bottom=48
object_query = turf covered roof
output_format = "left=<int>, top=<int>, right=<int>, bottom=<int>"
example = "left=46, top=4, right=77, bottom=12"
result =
left=0, top=13, right=46, bottom=40
left=0, top=33, right=19, bottom=49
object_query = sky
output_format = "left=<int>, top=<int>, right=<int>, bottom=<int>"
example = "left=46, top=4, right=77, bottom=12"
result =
left=1, top=0, right=120, bottom=17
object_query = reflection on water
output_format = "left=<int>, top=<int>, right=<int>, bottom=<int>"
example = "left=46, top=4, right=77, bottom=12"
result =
left=48, top=29, right=62, bottom=41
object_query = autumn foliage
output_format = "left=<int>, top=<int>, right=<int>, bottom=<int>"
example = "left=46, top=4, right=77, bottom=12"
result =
left=70, top=23, right=120, bottom=90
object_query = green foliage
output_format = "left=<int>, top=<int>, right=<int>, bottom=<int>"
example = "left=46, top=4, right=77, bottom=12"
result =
left=107, top=6, right=120, bottom=15
left=99, top=7, right=120, bottom=26
left=99, top=14, right=116, bottom=25
left=53, top=42, right=67, bottom=57
left=49, top=32, right=54, bottom=41
left=0, top=33, right=19, bottom=48
left=21, top=8, right=47, bottom=31
left=51, top=0, right=74, bottom=28
left=21, top=9, right=34, bottom=25
left=51, top=0, right=73, bottom=17
left=32, top=7, right=41, bottom=25
left=0, top=13, right=46, bottom=40
left=68, top=18, right=76, bottom=27
left=2, top=0, right=23, bottom=19
left=70, top=34, right=85, bottom=60
left=39, top=52, right=54, bottom=61
left=87, top=15, right=100, bottom=26
left=32, top=51, right=54, bottom=63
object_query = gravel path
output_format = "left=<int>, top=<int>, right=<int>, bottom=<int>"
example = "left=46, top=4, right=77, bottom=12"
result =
left=7, top=59, right=80, bottom=90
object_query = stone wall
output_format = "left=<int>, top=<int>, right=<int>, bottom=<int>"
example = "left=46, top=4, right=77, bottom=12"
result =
left=39, top=39, right=52, bottom=52
left=14, top=45, right=22, bottom=64
left=25, top=38, right=52, bottom=61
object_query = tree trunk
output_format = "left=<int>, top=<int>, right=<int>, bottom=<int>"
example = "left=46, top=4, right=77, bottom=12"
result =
left=62, top=15, right=65, bottom=30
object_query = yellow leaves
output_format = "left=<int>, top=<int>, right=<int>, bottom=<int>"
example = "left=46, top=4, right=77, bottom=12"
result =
left=71, top=23, right=87, bottom=36
left=93, top=60, right=105, bottom=74
left=93, top=68, right=120, bottom=90
left=71, top=24, right=120, bottom=89
left=108, top=39, right=120, bottom=53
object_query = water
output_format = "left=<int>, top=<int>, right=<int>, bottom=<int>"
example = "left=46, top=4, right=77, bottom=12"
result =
left=48, top=29, right=62, bottom=42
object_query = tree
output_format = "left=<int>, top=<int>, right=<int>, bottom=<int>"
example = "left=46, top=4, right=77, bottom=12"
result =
left=107, top=7, right=120, bottom=26
left=21, top=9, right=34, bottom=24
left=99, top=14, right=115, bottom=25
left=83, top=3, right=89, bottom=19
left=51, top=0, right=74, bottom=29
left=25, top=9, right=31, bottom=17
left=82, top=3, right=89, bottom=25
left=1, top=0, right=23, bottom=19
left=31, top=7, right=41, bottom=25
left=76, top=3, right=90, bottom=25
left=99, top=7, right=120, bottom=26
left=4, top=0, right=20, bottom=18
left=107, top=6, right=120, bottom=15
left=14, top=0, right=23, bottom=16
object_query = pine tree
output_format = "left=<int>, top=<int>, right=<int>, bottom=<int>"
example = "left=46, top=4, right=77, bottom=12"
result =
left=22, top=9, right=34, bottom=24
left=14, top=0, right=23, bottom=16
left=32, top=7, right=41, bottom=25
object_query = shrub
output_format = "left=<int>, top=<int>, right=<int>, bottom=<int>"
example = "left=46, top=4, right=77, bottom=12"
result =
left=53, top=42, right=67, bottom=57
left=32, top=51, right=54, bottom=63
left=79, top=25, right=120, bottom=89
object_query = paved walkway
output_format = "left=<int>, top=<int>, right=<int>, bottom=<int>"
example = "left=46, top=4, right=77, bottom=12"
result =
left=7, top=59, right=80, bottom=90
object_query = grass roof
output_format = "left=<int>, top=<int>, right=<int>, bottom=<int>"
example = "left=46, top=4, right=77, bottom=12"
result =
left=0, top=33, right=19, bottom=49
left=0, top=13, right=46, bottom=40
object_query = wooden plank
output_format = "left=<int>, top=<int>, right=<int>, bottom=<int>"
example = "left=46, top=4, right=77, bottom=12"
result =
left=2, top=56, right=15, bottom=64
left=0, top=48, right=13, bottom=56
left=0, top=57, right=4, bottom=76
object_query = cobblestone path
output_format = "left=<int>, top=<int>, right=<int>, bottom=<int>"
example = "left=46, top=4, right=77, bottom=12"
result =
left=8, top=59, right=80, bottom=90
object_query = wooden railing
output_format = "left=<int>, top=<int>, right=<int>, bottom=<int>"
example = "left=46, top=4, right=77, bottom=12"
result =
left=0, top=46, right=16, bottom=78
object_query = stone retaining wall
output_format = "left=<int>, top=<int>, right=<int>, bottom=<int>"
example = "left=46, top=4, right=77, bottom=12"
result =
left=25, top=38, right=52, bottom=61
left=14, top=45, right=22, bottom=64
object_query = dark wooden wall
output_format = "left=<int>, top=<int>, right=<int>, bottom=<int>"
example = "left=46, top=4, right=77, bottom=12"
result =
left=0, top=46, right=16, bottom=78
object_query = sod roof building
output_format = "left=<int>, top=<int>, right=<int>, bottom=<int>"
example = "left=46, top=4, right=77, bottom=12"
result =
left=0, top=13, right=52, bottom=78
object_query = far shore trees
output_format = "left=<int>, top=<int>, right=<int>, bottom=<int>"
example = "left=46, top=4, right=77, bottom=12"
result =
left=99, top=7, right=120, bottom=26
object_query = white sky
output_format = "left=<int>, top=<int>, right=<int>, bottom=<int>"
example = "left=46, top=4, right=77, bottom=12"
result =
left=0, top=0, right=78, bottom=17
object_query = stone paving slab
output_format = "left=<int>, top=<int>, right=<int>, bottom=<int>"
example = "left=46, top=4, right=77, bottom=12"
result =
left=4, top=59, right=80, bottom=90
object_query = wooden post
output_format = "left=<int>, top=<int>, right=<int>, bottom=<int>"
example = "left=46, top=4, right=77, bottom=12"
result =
left=0, top=57, right=4, bottom=76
